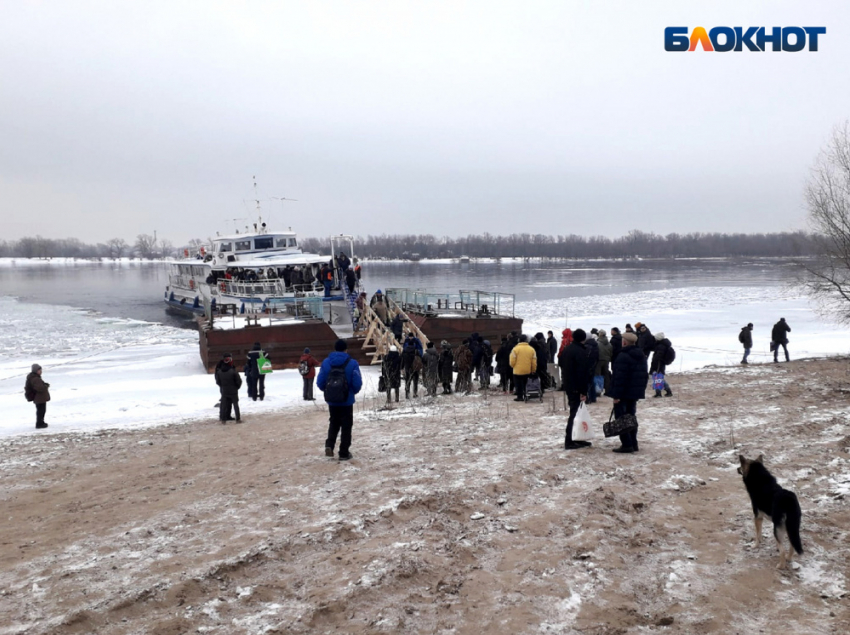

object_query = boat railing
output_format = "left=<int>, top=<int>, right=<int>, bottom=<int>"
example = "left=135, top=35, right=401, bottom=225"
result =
left=385, top=288, right=515, bottom=318
left=216, top=279, right=324, bottom=297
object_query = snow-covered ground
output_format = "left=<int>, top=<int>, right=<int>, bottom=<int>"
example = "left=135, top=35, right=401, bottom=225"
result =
left=2, top=281, right=848, bottom=438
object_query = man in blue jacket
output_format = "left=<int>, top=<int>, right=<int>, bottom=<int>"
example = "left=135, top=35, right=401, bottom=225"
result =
left=317, top=339, right=363, bottom=461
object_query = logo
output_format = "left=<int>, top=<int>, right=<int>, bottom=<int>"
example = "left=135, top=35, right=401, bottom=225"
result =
left=665, top=27, right=825, bottom=52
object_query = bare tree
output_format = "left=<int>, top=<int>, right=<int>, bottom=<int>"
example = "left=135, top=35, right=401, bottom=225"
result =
left=106, top=238, right=127, bottom=259
left=134, top=234, right=158, bottom=259
left=158, top=239, right=175, bottom=259
left=802, top=122, right=850, bottom=322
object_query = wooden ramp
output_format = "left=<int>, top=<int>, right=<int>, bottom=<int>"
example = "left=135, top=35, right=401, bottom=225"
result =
left=358, top=299, right=431, bottom=364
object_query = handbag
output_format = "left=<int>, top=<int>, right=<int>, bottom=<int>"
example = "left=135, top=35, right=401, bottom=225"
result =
left=257, top=354, right=273, bottom=374
left=770, top=341, right=776, bottom=352
left=603, top=407, right=638, bottom=438
left=378, top=375, right=387, bottom=392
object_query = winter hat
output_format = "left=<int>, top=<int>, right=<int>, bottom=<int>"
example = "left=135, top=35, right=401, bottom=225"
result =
left=389, top=345, right=398, bottom=352
left=598, top=329, right=607, bottom=337
left=591, top=328, right=598, bottom=335
left=222, top=352, right=232, bottom=359
left=252, top=342, right=261, bottom=350
left=611, top=327, right=620, bottom=334
left=535, top=332, right=544, bottom=340
left=519, top=334, right=528, bottom=342
left=376, top=289, right=382, bottom=293
left=303, top=347, right=311, bottom=354
left=427, top=341, right=434, bottom=348
left=634, top=322, right=641, bottom=329
left=441, top=340, right=449, bottom=348
left=483, top=339, right=490, bottom=346
left=572, top=329, right=587, bottom=342
left=623, top=332, right=638, bottom=344
left=334, top=339, right=348, bottom=351
left=655, top=332, right=665, bottom=340
left=31, top=363, right=41, bottom=372
left=747, top=323, right=753, bottom=328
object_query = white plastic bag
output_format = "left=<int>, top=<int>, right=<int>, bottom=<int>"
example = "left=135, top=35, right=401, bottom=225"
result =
left=572, top=402, right=597, bottom=441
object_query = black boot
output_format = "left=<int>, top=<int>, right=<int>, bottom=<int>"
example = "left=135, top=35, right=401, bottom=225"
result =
left=654, top=390, right=663, bottom=398
left=664, top=388, right=673, bottom=397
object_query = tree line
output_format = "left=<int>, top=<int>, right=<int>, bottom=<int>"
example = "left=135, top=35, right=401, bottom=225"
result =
left=300, top=230, right=817, bottom=260
left=0, top=230, right=816, bottom=260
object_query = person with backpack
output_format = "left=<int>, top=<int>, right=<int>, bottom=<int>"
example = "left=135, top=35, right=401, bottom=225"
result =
left=739, top=323, right=754, bottom=364
left=298, top=347, right=320, bottom=401
left=771, top=318, right=791, bottom=363
left=215, top=353, right=242, bottom=423
left=317, top=339, right=363, bottom=461
left=245, top=342, right=269, bottom=401
left=25, top=364, right=50, bottom=429
left=649, top=332, right=674, bottom=397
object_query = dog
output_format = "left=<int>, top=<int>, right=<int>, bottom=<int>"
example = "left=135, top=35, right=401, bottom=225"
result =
left=737, top=454, right=803, bottom=569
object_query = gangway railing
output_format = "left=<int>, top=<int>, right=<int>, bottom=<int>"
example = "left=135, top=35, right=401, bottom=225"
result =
left=385, top=288, right=515, bottom=318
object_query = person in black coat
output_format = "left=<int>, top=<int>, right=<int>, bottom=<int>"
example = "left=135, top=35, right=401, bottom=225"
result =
left=382, top=346, right=402, bottom=403
left=533, top=333, right=549, bottom=392
left=547, top=331, right=558, bottom=364
left=649, top=332, right=673, bottom=398
left=438, top=341, right=454, bottom=394
left=771, top=318, right=791, bottom=362
left=495, top=337, right=511, bottom=392
left=245, top=342, right=268, bottom=401
left=585, top=334, right=600, bottom=403
left=637, top=324, right=656, bottom=357
left=739, top=322, right=753, bottom=364
left=608, top=332, right=648, bottom=453
left=391, top=314, right=405, bottom=343
left=610, top=327, right=623, bottom=362
left=558, top=329, right=593, bottom=450
left=215, top=353, right=242, bottom=423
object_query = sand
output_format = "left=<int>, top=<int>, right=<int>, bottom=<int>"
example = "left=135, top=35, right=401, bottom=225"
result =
left=1, top=358, right=849, bottom=634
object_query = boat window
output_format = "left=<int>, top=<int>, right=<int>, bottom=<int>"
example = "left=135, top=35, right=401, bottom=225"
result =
left=179, top=265, right=190, bottom=275
left=275, top=237, right=289, bottom=248
left=192, top=265, right=205, bottom=276
left=288, top=238, right=297, bottom=247
left=219, top=242, right=232, bottom=252
left=235, top=240, right=252, bottom=251
left=254, top=236, right=274, bottom=250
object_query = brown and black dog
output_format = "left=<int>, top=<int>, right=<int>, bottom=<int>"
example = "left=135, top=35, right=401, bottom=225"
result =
left=738, top=454, right=803, bottom=569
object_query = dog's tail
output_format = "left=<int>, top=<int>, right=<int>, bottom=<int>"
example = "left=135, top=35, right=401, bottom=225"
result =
left=778, top=490, right=804, bottom=555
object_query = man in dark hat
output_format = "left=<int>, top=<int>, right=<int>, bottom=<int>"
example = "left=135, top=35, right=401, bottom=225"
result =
left=317, top=339, right=363, bottom=460
left=25, top=364, right=51, bottom=429
left=558, top=329, right=592, bottom=450
left=215, top=353, right=242, bottom=423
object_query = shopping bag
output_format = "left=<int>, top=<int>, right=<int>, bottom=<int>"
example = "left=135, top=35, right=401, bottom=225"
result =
left=594, top=375, right=605, bottom=395
left=378, top=376, right=387, bottom=392
left=258, top=354, right=273, bottom=374
left=603, top=407, right=638, bottom=438
left=770, top=341, right=777, bottom=352
left=652, top=372, right=664, bottom=390
left=572, top=402, right=598, bottom=441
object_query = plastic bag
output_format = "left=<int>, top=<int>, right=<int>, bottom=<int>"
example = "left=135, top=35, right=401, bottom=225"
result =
left=652, top=372, right=665, bottom=390
left=572, top=402, right=597, bottom=441
left=258, top=354, right=273, bottom=374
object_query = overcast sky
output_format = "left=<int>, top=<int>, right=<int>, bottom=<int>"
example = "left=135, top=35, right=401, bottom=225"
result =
left=1, top=1, right=848, bottom=244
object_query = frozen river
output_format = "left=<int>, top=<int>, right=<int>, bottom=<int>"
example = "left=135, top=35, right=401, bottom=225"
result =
left=0, top=257, right=845, bottom=437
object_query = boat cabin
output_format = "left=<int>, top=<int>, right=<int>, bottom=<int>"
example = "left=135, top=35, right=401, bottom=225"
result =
left=210, top=231, right=301, bottom=269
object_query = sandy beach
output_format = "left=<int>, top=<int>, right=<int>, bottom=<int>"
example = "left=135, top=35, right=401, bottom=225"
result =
left=1, top=358, right=848, bottom=634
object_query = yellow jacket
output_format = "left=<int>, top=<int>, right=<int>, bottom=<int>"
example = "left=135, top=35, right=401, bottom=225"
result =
left=509, top=342, right=537, bottom=375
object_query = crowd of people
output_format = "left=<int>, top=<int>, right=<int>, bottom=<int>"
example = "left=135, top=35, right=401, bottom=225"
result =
left=23, top=317, right=797, bottom=466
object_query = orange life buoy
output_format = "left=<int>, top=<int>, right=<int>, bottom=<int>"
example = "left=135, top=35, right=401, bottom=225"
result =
left=189, top=279, right=195, bottom=290
left=219, top=282, right=227, bottom=293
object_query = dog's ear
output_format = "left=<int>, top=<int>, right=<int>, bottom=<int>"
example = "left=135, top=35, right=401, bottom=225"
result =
left=755, top=454, right=764, bottom=464
left=738, top=455, right=747, bottom=467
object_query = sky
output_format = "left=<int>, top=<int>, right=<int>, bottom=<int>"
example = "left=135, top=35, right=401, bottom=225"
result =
left=1, top=0, right=848, bottom=244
